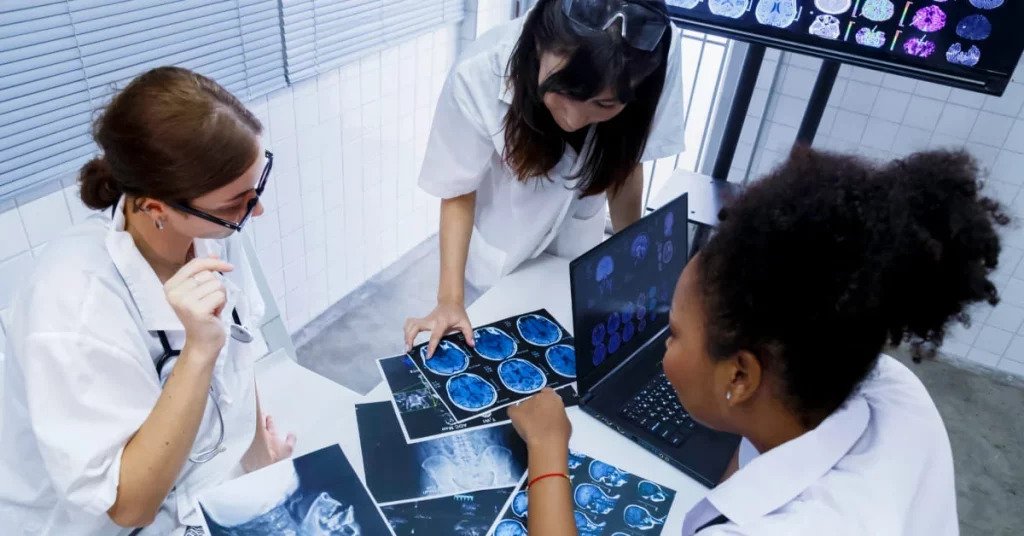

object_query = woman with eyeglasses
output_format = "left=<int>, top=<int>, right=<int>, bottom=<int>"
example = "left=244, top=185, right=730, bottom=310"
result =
left=507, top=147, right=1004, bottom=535
left=0, top=67, right=295, bottom=535
left=405, top=0, right=684, bottom=357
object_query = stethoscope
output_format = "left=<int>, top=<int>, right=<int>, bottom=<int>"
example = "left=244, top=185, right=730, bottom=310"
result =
left=154, top=307, right=253, bottom=464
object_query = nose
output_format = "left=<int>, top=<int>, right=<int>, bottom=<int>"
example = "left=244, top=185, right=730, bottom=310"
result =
left=252, top=199, right=265, bottom=218
left=564, top=107, right=586, bottom=132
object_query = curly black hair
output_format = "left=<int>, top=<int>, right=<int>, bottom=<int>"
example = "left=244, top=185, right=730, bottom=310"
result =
left=699, top=146, right=1010, bottom=425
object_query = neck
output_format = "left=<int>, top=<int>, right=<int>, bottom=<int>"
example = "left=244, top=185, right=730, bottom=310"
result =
left=123, top=201, right=194, bottom=283
left=741, top=403, right=813, bottom=455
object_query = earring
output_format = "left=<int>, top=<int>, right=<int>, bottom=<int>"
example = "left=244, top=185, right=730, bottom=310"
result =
left=154, top=219, right=164, bottom=231
left=726, top=392, right=732, bottom=401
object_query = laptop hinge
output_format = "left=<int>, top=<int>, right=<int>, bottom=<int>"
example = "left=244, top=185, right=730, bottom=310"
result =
left=586, top=325, right=669, bottom=395
left=581, top=392, right=594, bottom=405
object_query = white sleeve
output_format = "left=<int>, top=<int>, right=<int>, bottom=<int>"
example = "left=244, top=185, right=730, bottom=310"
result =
left=417, top=69, right=497, bottom=199
left=641, top=28, right=687, bottom=163
left=21, top=332, right=159, bottom=515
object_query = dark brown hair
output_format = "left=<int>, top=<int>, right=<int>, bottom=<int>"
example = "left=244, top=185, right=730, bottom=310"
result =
left=699, top=147, right=1009, bottom=425
left=502, top=0, right=670, bottom=197
left=79, top=66, right=263, bottom=211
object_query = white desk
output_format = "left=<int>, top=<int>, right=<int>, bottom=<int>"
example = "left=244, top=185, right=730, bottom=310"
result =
left=257, top=254, right=708, bottom=533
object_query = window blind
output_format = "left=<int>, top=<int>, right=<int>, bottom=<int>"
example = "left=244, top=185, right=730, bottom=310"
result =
left=0, top=0, right=287, bottom=201
left=280, top=0, right=465, bottom=83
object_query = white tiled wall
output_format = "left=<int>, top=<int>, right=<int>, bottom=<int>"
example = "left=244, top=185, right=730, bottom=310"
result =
left=0, top=25, right=458, bottom=341
left=745, top=52, right=1024, bottom=378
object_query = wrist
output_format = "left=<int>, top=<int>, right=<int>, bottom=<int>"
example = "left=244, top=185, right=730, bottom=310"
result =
left=437, top=290, right=464, bottom=306
left=181, top=340, right=222, bottom=366
left=527, top=439, right=570, bottom=474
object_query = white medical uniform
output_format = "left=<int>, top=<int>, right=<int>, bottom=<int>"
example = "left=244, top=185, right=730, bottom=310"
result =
left=419, top=17, right=686, bottom=290
left=0, top=197, right=265, bottom=535
left=683, top=355, right=958, bottom=536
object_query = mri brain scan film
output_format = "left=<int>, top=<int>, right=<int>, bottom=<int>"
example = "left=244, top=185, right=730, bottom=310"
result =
left=408, top=310, right=575, bottom=423
left=493, top=449, right=675, bottom=536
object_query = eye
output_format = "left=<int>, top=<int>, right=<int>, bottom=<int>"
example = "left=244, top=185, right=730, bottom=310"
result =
left=594, top=101, right=616, bottom=109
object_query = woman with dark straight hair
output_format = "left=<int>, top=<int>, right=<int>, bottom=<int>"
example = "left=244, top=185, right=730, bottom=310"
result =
left=0, top=67, right=297, bottom=535
left=406, top=0, right=686, bottom=356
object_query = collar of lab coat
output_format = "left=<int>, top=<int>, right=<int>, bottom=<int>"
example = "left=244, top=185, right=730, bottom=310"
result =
left=496, top=22, right=519, bottom=106
left=104, top=196, right=239, bottom=333
left=698, top=395, right=870, bottom=529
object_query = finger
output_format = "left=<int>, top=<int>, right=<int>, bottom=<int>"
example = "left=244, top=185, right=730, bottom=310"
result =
left=195, top=290, right=227, bottom=314
left=266, top=415, right=278, bottom=437
left=191, top=270, right=217, bottom=284
left=458, top=320, right=475, bottom=347
left=285, top=433, right=297, bottom=451
left=166, top=257, right=234, bottom=288
left=403, top=318, right=423, bottom=352
left=426, top=327, right=444, bottom=359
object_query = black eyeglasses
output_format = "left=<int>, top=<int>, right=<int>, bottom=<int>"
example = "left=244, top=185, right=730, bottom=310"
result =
left=561, top=0, right=669, bottom=52
left=167, top=150, right=273, bottom=233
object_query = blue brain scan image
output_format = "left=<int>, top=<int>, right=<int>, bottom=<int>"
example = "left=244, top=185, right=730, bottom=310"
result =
left=969, top=0, right=1002, bottom=8
left=568, top=450, right=585, bottom=470
left=649, top=285, right=657, bottom=298
left=664, top=211, right=674, bottom=237
left=622, top=320, right=635, bottom=343
left=446, top=373, right=497, bottom=411
left=636, top=293, right=647, bottom=309
left=591, top=323, right=606, bottom=347
left=575, top=511, right=607, bottom=536
left=620, top=302, right=635, bottom=322
left=421, top=341, right=470, bottom=376
left=497, top=358, right=547, bottom=394
left=495, top=519, right=527, bottom=536
left=608, top=332, right=622, bottom=354
left=545, top=344, right=576, bottom=378
left=516, top=314, right=562, bottom=347
left=638, top=480, right=668, bottom=502
left=638, top=317, right=647, bottom=332
left=631, top=233, right=649, bottom=262
left=473, top=327, right=518, bottom=361
left=596, top=255, right=614, bottom=293
left=574, top=483, right=621, bottom=515
left=636, top=305, right=647, bottom=321
left=624, top=504, right=665, bottom=530
left=512, top=490, right=529, bottom=518
left=593, top=343, right=607, bottom=366
left=956, top=14, right=991, bottom=41
left=660, top=241, right=674, bottom=269
left=607, top=311, right=621, bottom=333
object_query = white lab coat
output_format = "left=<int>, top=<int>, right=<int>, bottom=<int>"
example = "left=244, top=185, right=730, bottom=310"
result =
left=0, top=197, right=265, bottom=535
left=419, top=17, right=686, bottom=290
left=683, top=355, right=958, bottom=536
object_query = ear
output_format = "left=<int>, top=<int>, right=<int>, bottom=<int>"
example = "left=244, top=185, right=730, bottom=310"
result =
left=725, top=350, right=762, bottom=406
left=135, top=197, right=170, bottom=217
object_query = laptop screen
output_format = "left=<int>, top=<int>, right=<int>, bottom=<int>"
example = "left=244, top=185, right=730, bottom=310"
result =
left=570, top=194, right=689, bottom=397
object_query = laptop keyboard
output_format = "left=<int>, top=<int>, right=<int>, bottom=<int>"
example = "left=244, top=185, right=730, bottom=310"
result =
left=620, top=372, right=698, bottom=448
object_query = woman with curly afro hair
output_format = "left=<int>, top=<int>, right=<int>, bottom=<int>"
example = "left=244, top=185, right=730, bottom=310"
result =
left=507, top=146, right=1008, bottom=535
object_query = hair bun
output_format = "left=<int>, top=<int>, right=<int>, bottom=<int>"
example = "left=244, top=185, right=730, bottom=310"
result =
left=78, top=156, right=121, bottom=210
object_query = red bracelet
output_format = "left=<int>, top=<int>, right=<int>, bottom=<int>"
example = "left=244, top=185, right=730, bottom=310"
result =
left=527, top=472, right=570, bottom=490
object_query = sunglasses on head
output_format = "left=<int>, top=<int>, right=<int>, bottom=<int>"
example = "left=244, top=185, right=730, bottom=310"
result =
left=561, top=0, right=670, bottom=52
left=166, top=150, right=273, bottom=233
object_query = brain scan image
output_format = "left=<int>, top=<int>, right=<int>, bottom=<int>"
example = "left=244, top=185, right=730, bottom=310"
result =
left=395, top=388, right=434, bottom=412
left=495, top=519, right=527, bottom=536
left=631, top=233, right=649, bottom=262
left=624, top=504, right=666, bottom=530
left=591, top=323, right=606, bottom=347
left=608, top=332, right=622, bottom=354
left=755, top=0, right=798, bottom=31
left=636, top=304, right=647, bottom=321
left=709, top=0, right=748, bottom=18
left=855, top=27, right=886, bottom=48
left=663, top=211, right=674, bottom=237
left=658, top=240, right=674, bottom=270
left=911, top=5, right=946, bottom=33
left=446, top=373, right=498, bottom=412
left=516, top=314, right=562, bottom=346
left=621, top=320, right=635, bottom=343
left=860, top=0, right=894, bottom=21
left=568, top=450, right=586, bottom=470
left=574, top=483, right=621, bottom=515
left=947, top=43, right=981, bottom=66
left=473, top=327, right=518, bottom=361
left=574, top=511, right=607, bottom=536
left=904, top=37, right=936, bottom=57
left=638, top=317, right=648, bottom=332
left=620, top=302, right=635, bottom=323
left=969, top=0, right=1002, bottom=8
left=607, top=311, right=621, bottom=334
left=422, top=341, right=470, bottom=376
left=512, top=490, right=529, bottom=518
left=589, top=460, right=629, bottom=487
left=497, top=358, right=547, bottom=394
left=638, top=480, right=668, bottom=502
left=593, top=343, right=607, bottom=366
left=545, top=344, right=577, bottom=378
left=666, top=0, right=700, bottom=8
left=809, top=15, right=841, bottom=40
left=956, top=14, right=991, bottom=41
left=636, top=292, right=647, bottom=310
left=596, top=255, right=614, bottom=294
left=814, top=0, right=851, bottom=15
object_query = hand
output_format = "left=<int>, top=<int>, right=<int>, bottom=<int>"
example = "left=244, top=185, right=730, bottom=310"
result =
left=507, top=388, right=572, bottom=450
left=241, top=414, right=297, bottom=473
left=164, top=256, right=234, bottom=356
left=403, top=301, right=475, bottom=358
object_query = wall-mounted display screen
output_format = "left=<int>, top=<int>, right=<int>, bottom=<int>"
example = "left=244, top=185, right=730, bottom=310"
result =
left=667, top=0, right=1024, bottom=95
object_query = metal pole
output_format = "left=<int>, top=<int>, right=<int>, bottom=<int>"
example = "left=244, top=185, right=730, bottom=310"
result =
left=796, top=59, right=840, bottom=145
left=711, top=44, right=765, bottom=180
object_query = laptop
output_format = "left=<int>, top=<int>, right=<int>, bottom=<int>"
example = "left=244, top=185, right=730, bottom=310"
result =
left=569, top=193, right=740, bottom=488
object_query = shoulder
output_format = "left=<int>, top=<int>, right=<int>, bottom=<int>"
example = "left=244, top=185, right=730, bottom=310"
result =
left=448, top=18, right=523, bottom=100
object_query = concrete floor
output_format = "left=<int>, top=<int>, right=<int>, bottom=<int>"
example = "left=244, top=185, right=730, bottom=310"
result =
left=297, top=243, right=1024, bottom=535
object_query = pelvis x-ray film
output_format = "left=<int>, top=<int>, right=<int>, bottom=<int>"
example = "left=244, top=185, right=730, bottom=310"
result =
left=406, top=310, right=576, bottom=423
left=380, top=487, right=513, bottom=536
left=376, top=354, right=579, bottom=443
left=197, top=444, right=394, bottom=536
left=491, top=450, right=676, bottom=536
left=356, top=401, right=528, bottom=506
